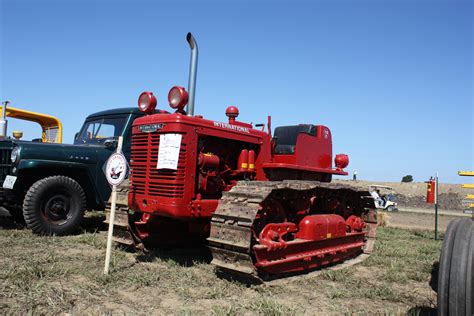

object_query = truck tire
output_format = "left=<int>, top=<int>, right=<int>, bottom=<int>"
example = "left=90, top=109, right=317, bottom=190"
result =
left=465, top=231, right=473, bottom=316
left=23, top=176, right=86, bottom=236
left=448, top=219, right=472, bottom=316
left=437, top=219, right=461, bottom=315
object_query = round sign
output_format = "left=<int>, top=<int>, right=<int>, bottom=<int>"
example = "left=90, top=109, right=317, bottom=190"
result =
left=105, top=152, right=128, bottom=186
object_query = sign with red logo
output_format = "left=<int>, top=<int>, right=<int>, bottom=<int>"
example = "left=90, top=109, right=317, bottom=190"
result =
left=105, top=152, right=127, bottom=186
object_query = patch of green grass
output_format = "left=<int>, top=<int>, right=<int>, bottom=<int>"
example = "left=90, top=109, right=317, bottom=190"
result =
left=319, top=268, right=355, bottom=282
left=406, top=269, right=428, bottom=282
left=245, top=296, right=299, bottom=315
left=210, top=305, right=239, bottom=316
left=413, top=230, right=443, bottom=239
left=363, top=227, right=441, bottom=272
left=7, top=282, right=74, bottom=314
left=381, top=264, right=408, bottom=283
left=74, top=230, right=103, bottom=248
left=327, top=285, right=350, bottom=299
left=325, top=280, right=401, bottom=302
left=311, top=227, right=442, bottom=305
left=203, top=280, right=245, bottom=299
left=0, top=226, right=442, bottom=314
left=360, top=284, right=396, bottom=300
left=0, top=248, right=76, bottom=313
left=125, top=266, right=161, bottom=287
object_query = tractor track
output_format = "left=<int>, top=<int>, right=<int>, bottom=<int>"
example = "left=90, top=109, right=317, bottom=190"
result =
left=104, top=179, right=138, bottom=246
left=208, top=180, right=378, bottom=282
left=105, top=179, right=378, bottom=282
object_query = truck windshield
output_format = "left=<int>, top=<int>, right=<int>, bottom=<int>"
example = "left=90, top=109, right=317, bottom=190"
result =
left=75, top=116, right=127, bottom=144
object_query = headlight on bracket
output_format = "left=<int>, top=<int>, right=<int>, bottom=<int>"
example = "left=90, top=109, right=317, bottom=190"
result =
left=11, top=147, right=20, bottom=163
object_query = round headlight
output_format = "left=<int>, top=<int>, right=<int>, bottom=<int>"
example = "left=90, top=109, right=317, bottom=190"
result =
left=168, top=86, right=188, bottom=110
left=138, top=91, right=157, bottom=114
left=11, top=147, right=20, bottom=163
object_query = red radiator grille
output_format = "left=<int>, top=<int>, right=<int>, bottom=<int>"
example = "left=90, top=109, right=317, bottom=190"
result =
left=130, top=132, right=187, bottom=198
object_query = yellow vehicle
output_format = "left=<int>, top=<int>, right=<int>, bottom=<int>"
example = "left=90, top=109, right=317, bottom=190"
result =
left=0, top=104, right=62, bottom=143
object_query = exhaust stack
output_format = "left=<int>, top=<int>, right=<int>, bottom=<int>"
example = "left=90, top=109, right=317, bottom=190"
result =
left=0, top=101, right=9, bottom=138
left=186, top=32, right=198, bottom=116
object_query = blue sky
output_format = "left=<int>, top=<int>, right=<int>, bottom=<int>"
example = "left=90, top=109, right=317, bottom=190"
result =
left=1, top=0, right=472, bottom=183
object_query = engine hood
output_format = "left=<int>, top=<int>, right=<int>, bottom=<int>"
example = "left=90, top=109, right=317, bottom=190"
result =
left=11, top=141, right=113, bottom=165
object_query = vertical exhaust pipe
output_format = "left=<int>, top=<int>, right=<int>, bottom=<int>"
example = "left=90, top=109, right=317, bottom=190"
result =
left=0, top=101, right=9, bottom=138
left=186, top=32, right=198, bottom=116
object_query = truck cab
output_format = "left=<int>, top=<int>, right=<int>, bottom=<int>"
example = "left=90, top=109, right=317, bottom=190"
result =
left=0, top=107, right=149, bottom=235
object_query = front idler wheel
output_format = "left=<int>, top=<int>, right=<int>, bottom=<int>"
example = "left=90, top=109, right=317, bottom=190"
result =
left=23, top=176, right=86, bottom=235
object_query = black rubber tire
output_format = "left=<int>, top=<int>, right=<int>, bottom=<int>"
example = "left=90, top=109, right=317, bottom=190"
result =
left=465, top=228, right=473, bottom=316
left=448, top=218, right=472, bottom=316
left=437, top=219, right=461, bottom=315
left=23, top=176, right=86, bottom=236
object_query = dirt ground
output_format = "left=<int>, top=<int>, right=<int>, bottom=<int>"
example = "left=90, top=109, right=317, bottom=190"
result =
left=333, top=179, right=470, bottom=211
left=385, top=208, right=470, bottom=232
left=0, top=212, right=443, bottom=315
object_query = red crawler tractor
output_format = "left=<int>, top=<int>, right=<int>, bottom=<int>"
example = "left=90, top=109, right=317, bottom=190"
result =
left=111, top=33, right=377, bottom=280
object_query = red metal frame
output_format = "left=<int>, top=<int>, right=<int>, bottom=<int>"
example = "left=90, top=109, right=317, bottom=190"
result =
left=253, top=233, right=365, bottom=274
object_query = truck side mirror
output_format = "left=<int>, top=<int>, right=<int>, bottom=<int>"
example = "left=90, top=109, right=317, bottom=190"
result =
left=104, top=138, right=118, bottom=149
left=74, top=132, right=79, bottom=140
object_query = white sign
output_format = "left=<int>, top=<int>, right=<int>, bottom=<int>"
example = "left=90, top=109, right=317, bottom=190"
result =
left=157, top=134, right=182, bottom=170
left=105, top=152, right=127, bottom=186
left=2, top=175, right=17, bottom=189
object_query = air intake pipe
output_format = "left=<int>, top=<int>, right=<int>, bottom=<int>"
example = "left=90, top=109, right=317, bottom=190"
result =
left=186, top=32, right=198, bottom=116
left=0, top=101, right=9, bottom=138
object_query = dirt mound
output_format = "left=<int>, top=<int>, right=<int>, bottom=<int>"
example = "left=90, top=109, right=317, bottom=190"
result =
left=333, top=179, right=466, bottom=211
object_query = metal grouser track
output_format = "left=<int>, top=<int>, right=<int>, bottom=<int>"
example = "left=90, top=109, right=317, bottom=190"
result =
left=104, top=179, right=138, bottom=246
left=208, top=180, right=378, bottom=281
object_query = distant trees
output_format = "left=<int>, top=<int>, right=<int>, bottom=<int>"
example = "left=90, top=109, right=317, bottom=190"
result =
left=401, top=175, right=413, bottom=183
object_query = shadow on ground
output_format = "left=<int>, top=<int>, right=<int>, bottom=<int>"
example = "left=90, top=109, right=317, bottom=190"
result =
left=0, top=215, right=25, bottom=229
left=0, top=209, right=108, bottom=234
left=81, top=213, right=107, bottom=233
left=135, top=245, right=213, bottom=267
left=407, top=306, right=437, bottom=316
left=429, top=261, right=439, bottom=292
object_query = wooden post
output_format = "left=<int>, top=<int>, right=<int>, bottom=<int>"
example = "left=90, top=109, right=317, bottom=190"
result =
left=104, top=136, right=124, bottom=275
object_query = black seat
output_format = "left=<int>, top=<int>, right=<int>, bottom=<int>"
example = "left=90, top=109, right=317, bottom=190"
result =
left=273, top=125, right=316, bottom=154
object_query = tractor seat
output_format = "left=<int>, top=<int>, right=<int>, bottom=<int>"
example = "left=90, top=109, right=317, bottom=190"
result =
left=273, top=124, right=316, bottom=154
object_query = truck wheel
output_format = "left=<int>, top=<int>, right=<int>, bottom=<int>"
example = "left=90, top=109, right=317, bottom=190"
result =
left=23, top=176, right=86, bottom=236
left=437, top=219, right=461, bottom=315
left=448, top=218, right=472, bottom=316
left=465, top=231, right=473, bottom=316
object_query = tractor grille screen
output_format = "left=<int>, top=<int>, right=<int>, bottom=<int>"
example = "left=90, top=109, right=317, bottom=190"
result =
left=130, top=132, right=186, bottom=198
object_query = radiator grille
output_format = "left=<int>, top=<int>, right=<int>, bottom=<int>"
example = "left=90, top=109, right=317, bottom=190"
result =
left=0, top=146, right=13, bottom=185
left=130, top=132, right=187, bottom=198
